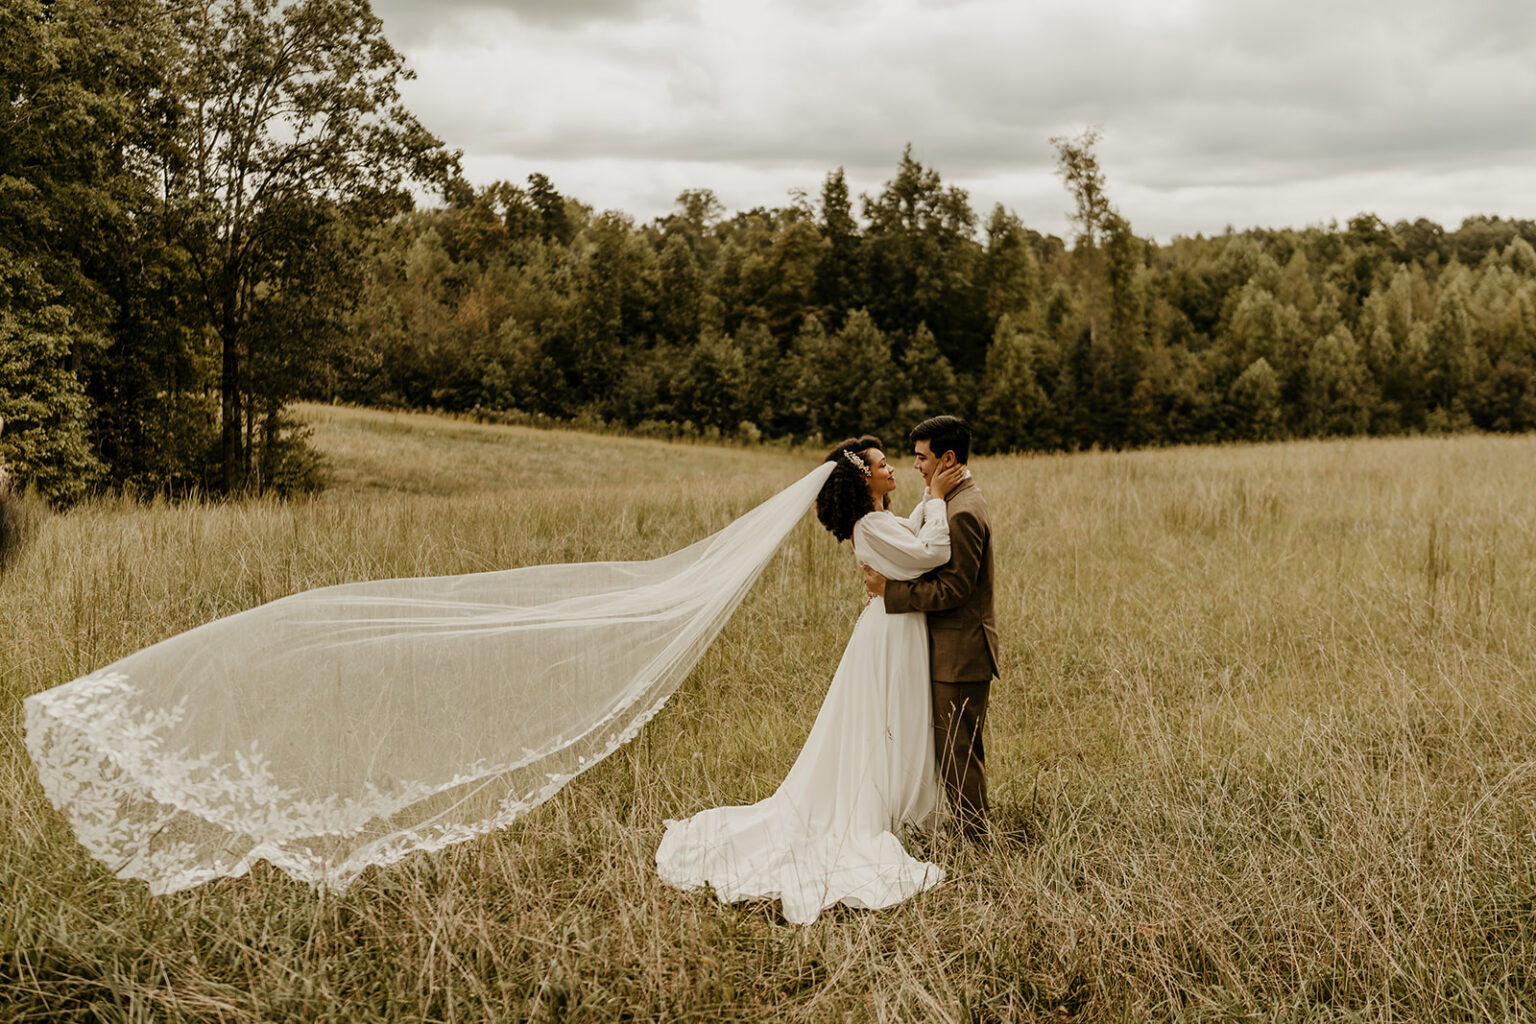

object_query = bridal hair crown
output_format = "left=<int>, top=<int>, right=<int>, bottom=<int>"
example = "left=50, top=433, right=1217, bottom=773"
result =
left=842, top=450, right=870, bottom=476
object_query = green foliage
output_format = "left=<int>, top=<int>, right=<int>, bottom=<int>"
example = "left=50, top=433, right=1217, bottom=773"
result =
left=1228, top=357, right=1283, bottom=441
left=657, top=233, right=703, bottom=345
left=780, top=312, right=892, bottom=441
left=360, top=182, right=1536, bottom=453
left=527, top=173, right=576, bottom=246
left=285, top=129, right=1536, bottom=461
left=976, top=315, right=1051, bottom=451
left=1424, top=272, right=1475, bottom=419
left=1304, top=325, right=1372, bottom=435
left=979, top=205, right=1040, bottom=327
left=12, top=21, right=1536, bottom=508
left=898, top=324, right=961, bottom=428
left=0, top=0, right=456, bottom=502
left=862, top=146, right=984, bottom=373
left=675, top=330, right=748, bottom=432
left=1222, top=284, right=1308, bottom=405
left=814, top=169, right=864, bottom=322
left=0, top=311, right=102, bottom=505
left=162, top=0, right=458, bottom=490
left=20, top=27, right=1532, bottom=498
left=0, top=0, right=158, bottom=500
left=305, top=144, right=1536, bottom=460
left=1052, top=125, right=1112, bottom=249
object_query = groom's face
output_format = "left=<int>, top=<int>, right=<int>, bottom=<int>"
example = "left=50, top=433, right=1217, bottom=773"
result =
left=913, top=440, right=952, bottom=485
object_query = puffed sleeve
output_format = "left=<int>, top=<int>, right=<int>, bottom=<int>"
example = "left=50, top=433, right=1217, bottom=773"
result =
left=906, top=492, right=929, bottom=532
left=853, top=501, right=950, bottom=581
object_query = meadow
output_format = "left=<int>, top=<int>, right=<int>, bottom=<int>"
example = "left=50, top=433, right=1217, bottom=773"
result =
left=4, top=403, right=1536, bottom=1022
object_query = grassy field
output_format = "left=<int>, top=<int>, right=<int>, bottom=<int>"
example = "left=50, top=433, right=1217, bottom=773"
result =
left=5, top=403, right=1536, bottom=1022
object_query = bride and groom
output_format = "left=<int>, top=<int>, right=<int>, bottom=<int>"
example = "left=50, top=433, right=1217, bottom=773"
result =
left=23, top=413, right=995, bottom=914
left=656, top=414, right=999, bottom=924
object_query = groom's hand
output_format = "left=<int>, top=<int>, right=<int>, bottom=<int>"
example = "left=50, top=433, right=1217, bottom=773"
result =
left=863, top=565, right=887, bottom=599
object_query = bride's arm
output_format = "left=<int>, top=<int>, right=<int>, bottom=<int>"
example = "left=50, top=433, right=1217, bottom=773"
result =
left=854, top=502, right=950, bottom=581
left=906, top=490, right=929, bottom=531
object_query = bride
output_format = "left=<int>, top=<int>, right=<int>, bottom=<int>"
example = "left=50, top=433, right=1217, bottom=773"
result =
left=656, top=435, right=965, bottom=923
left=24, top=434, right=958, bottom=901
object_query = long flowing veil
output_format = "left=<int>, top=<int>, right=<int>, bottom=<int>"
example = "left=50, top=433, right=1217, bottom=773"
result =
left=24, top=462, right=836, bottom=894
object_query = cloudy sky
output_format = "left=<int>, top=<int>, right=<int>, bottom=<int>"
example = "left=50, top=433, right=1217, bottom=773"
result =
left=371, top=0, right=1536, bottom=242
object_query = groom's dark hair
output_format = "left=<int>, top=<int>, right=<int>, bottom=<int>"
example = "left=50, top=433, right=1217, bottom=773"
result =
left=909, top=415, right=971, bottom=464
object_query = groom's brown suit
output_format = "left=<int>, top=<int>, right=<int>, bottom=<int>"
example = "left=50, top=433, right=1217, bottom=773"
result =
left=882, top=476, right=998, bottom=835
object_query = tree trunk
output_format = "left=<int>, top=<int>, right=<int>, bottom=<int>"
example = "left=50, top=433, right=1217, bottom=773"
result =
left=219, top=277, right=241, bottom=493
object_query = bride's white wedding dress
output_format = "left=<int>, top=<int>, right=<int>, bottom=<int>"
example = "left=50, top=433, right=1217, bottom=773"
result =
left=655, top=495, right=951, bottom=924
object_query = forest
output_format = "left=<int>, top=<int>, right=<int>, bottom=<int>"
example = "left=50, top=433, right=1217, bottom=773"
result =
left=4, top=0, right=1536, bottom=505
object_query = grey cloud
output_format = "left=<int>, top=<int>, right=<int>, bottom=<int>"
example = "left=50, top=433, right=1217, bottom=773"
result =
left=372, top=0, right=668, bottom=46
left=395, top=0, right=1536, bottom=234
left=463, top=45, right=1535, bottom=188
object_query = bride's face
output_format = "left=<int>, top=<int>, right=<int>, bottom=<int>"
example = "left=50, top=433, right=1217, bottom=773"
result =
left=863, top=449, right=896, bottom=503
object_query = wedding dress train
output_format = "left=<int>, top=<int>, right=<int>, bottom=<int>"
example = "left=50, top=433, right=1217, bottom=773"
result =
left=655, top=497, right=951, bottom=924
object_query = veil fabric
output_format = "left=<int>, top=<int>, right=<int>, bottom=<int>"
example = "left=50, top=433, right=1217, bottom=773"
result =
left=24, top=462, right=836, bottom=894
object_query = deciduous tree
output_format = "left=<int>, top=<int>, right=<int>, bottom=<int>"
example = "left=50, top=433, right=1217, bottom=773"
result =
left=166, top=0, right=457, bottom=490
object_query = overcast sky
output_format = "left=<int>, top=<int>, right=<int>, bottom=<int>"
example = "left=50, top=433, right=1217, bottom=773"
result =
left=371, top=0, right=1536, bottom=242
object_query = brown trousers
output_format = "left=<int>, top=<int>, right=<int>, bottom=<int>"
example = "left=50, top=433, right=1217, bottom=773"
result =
left=932, top=679, right=990, bottom=836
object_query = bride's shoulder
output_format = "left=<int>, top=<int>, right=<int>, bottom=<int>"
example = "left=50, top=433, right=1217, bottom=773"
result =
left=853, top=509, right=895, bottom=535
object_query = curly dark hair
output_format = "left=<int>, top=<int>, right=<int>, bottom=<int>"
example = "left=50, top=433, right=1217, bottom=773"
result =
left=815, top=435, right=886, bottom=543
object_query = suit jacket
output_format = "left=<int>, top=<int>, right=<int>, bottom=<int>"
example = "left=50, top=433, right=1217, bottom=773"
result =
left=882, top=476, right=999, bottom=683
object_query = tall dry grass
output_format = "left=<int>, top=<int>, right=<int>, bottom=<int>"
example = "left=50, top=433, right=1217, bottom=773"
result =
left=4, top=406, right=1536, bottom=1021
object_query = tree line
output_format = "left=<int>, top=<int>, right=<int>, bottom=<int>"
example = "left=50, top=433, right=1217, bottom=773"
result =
left=4, top=1, right=1536, bottom=507
left=338, top=150, right=1536, bottom=457
left=0, top=0, right=455, bottom=503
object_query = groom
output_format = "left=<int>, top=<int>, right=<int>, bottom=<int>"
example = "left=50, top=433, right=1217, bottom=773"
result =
left=865, top=415, right=999, bottom=839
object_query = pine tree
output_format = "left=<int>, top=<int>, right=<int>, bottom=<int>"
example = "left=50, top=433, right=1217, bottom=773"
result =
left=1221, top=284, right=1307, bottom=414
left=574, top=212, right=657, bottom=408
left=814, top=169, right=863, bottom=323
left=976, top=315, right=1051, bottom=452
left=898, top=324, right=961, bottom=426
left=1228, top=357, right=1283, bottom=440
left=677, top=331, right=747, bottom=432
left=1503, top=235, right=1536, bottom=276
left=1099, top=212, right=1148, bottom=444
left=783, top=310, right=897, bottom=440
left=862, top=146, right=983, bottom=372
left=1424, top=274, right=1474, bottom=421
left=1304, top=325, right=1371, bottom=436
left=783, top=315, right=836, bottom=438
left=762, top=214, right=823, bottom=338
left=527, top=174, right=574, bottom=246
left=657, top=233, right=702, bottom=345
left=830, top=310, right=899, bottom=440
left=733, top=318, right=781, bottom=432
left=978, top=205, right=1041, bottom=329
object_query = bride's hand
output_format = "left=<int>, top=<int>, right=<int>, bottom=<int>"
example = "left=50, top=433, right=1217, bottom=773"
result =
left=929, top=463, right=966, bottom=501
left=863, top=564, right=886, bottom=600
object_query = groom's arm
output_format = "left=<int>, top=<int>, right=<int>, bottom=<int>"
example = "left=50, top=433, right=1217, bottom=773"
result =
left=882, top=508, right=984, bottom=613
